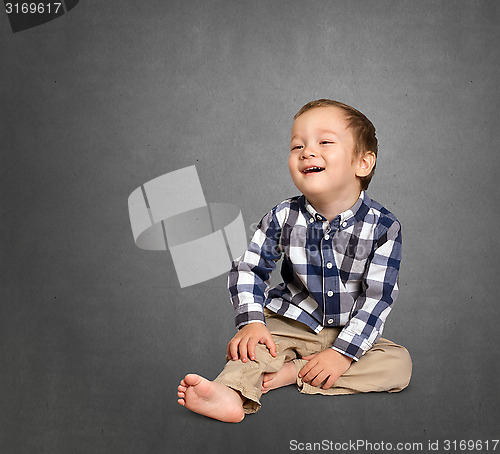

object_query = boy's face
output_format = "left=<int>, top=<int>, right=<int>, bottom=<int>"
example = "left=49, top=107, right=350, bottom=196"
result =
left=288, top=106, right=367, bottom=203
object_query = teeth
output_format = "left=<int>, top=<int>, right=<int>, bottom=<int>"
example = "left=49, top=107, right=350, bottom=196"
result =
left=303, top=167, right=324, bottom=173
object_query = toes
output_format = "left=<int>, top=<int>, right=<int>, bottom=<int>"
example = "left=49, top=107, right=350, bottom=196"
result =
left=261, top=379, right=274, bottom=393
left=262, top=373, right=274, bottom=384
left=262, top=378, right=274, bottom=388
left=177, top=391, right=185, bottom=398
left=184, top=374, right=202, bottom=386
left=178, top=384, right=187, bottom=392
left=177, top=398, right=185, bottom=406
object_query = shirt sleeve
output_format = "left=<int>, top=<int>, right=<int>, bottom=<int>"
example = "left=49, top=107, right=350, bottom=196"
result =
left=332, top=220, right=402, bottom=361
left=228, top=207, right=283, bottom=329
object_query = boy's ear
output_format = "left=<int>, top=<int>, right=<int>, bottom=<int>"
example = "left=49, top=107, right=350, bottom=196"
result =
left=355, top=151, right=376, bottom=178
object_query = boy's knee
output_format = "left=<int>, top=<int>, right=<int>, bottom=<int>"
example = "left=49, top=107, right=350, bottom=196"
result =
left=393, top=346, right=412, bottom=388
left=252, top=341, right=291, bottom=373
left=253, top=343, right=274, bottom=359
left=253, top=343, right=279, bottom=368
left=372, top=341, right=412, bottom=389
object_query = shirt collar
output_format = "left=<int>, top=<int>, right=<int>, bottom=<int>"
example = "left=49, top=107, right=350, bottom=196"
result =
left=299, top=191, right=370, bottom=228
left=339, top=190, right=366, bottom=224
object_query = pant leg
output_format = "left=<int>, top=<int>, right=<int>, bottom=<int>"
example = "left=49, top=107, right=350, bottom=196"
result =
left=214, top=310, right=315, bottom=414
left=294, top=336, right=412, bottom=395
left=214, top=342, right=292, bottom=414
left=216, top=310, right=412, bottom=412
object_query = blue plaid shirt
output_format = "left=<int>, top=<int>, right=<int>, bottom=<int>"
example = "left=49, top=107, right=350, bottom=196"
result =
left=228, top=191, right=402, bottom=361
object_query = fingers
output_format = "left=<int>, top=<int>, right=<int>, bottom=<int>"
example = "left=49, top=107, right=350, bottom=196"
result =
left=227, top=336, right=252, bottom=362
left=301, top=353, right=317, bottom=361
left=227, top=326, right=277, bottom=362
left=310, top=371, right=329, bottom=388
left=300, top=365, right=330, bottom=387
left=298, top=355, right=340, bottom=389
left=247, top=338, right=258, bottom=361
left=299, top=363, right=319, bottom=384
left=298, top=358, right=315, bottom=379
left=227, top=338, right=240, bottom=361
left=264, top=334, right=277, bottom=357
left=299, top=359, right=328, bottom=386
left=322, top=375, right=336, bottom=390
left=238, top=338, right=250, bottom=362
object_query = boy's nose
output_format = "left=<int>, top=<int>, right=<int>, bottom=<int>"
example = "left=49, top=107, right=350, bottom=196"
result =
left=300, top=147, right=316, bottom=159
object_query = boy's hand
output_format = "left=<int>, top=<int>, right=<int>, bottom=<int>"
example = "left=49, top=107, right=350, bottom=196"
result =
left=227, top=323, right=277, bottom=363
left=299, top=349, right=353, bottom=389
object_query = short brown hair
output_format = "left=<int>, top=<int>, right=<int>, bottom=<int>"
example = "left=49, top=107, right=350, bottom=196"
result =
left=294, top=99, right=378, bottom=190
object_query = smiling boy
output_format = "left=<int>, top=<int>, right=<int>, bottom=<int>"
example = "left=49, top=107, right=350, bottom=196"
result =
left=177, top=99, right=412, bottom=423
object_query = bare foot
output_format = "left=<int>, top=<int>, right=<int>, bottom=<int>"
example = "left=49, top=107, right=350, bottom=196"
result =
left=177, top=374, right=245, bottom=423
left=261, top=361, right=297, bottom=393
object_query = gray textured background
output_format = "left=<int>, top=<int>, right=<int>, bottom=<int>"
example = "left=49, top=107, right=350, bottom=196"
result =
left=1, top=1, right=499, bottom=453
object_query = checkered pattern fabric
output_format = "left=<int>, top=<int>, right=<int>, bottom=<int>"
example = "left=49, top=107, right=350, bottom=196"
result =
left=228, top=191, right=402, bottom=361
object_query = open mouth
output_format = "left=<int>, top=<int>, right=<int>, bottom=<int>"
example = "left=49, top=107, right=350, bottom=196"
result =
left=302, top=166, right=325, bottom=174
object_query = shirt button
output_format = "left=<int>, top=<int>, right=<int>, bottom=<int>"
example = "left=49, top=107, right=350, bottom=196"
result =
left=342, top=221, right=348, bottom=228
left=324, top=234, right=330, bottom=240
left=326, top=262, right=333, bottom=269
left=316, top=214, right=322, bottom=220
left=327, top=290, right=333, bottom=297
left=309, top=217, right=314, bottom=224
left=327, top=319, right=334, bottom=324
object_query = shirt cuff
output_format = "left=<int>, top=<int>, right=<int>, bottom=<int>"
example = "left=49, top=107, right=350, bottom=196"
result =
left=332, top=335, right=371, bottom=361
left=330, top=346, right=358, bottom=362
left=235, top=303, right=266, bottom=329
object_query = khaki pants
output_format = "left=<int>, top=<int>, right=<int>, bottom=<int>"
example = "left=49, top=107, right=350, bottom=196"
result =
left=215, top=309, right=412, bottom=414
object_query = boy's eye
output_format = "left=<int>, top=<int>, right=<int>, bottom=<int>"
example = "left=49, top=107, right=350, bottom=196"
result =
left=291, top=145, right=303, bottom=151
left=320, top=140, right=334, bottom=145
